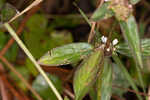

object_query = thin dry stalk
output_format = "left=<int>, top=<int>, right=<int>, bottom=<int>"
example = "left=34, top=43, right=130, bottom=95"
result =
left=4, top=23, right=63, bottom=100
left=8, top=0, right=42, bottom=23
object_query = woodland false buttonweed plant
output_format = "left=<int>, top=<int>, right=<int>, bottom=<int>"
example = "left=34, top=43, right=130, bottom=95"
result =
left=38, top=0, right=150, bottom=100
left=4, top=0, right=150, bottom=100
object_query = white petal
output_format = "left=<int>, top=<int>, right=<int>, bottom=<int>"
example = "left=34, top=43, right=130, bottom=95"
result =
left=112, top=39, right=118, bottom=46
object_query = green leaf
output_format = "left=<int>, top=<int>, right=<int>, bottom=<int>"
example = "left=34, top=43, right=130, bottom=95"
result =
left=23, top=14, right=48, bottom=58
left=91, top=2, right=114, bottom=21
left=112, top=63, right=130, bottom=97
left=129, top=0, right=140, bottom=5
left=38, top=43, right=93, bottom=66
left=112, top=53, right=143, bottom=100
left=116, top=39, right=150, bottom=57
left=97, top=58, right=112, bottom=100
left=119, top=15, right=145, bottom=91
left=32, top=74, right=62, bottom=100
left=73, top=49, right=104, bottom=100
left=119, top=15, right=143, bottom=69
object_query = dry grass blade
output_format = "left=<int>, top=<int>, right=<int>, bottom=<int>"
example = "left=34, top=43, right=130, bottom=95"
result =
left=8, top=0, right=43, bottom=23
left=4, top=23, right=63, bottom=100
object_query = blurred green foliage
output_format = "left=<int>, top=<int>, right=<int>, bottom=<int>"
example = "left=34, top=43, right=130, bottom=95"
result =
left=0, top=30, right=18, bottom=62
left=23, top=14, right=73, bottom=59
left=32, top=74, right=62, bottom=100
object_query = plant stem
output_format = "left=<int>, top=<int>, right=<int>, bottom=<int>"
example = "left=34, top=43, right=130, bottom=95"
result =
left=4, top=23, right=63, bottom=100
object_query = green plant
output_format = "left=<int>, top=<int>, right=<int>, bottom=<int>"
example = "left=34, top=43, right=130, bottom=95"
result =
left=1, top=0, right=150, bottom=100
left=38, top=0, right=150, bottom=100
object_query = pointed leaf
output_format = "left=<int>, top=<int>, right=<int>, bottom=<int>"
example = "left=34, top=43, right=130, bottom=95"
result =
left=112, top=53, right=143, bottom=100
left=38, top=43, right=94, bottom=66
left=73, top=49, right=104, bottom=100
left=91, top=2, right=114, bottom=21
left=116, top=39, right=150, bottom=57
left=119, top=15, right=145, bottom=91
left=119, top=15, right=143, bottom=68
left=97, top=58, right=112, bottom=100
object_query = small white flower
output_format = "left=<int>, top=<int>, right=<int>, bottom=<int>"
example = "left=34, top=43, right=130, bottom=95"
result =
left=106, top=48, right=110, bottom=52
left=112, top=39, right=118, bottom=46
left=101, top=36, right=108, bottom=43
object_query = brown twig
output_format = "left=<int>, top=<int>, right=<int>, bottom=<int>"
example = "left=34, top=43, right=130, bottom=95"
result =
left=0, top=77, right=24, bottom=100
left=88, top=22, right=96, bottom=43
left=0, top=4, right=40, bottom=56
left=0, top=79, right=9, bottom=100
left=63, top=88, right=75, bottom=100
left=113, top=84, right=149, bottom=97
left=0, top=63, right=25, bottom=100
left=7, top=75, right=31, bottom=100
left=88, top=0, right=105, bottom=43
left=0, top=56, right=43, bottom=100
